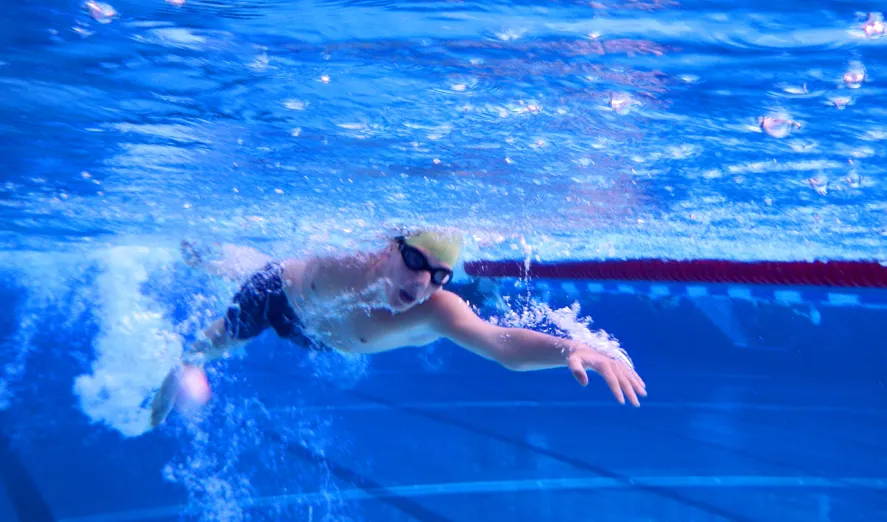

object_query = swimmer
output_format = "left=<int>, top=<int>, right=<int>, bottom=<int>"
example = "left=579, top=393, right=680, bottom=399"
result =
left=150, top=229, right=647, bottom=427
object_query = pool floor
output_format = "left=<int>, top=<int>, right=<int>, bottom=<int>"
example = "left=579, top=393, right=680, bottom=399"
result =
left=8, top=366, right=883, bottom=522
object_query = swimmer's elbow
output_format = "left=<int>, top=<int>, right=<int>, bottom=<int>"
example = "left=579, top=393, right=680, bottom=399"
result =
left=498, top=357, right=533, bottom=372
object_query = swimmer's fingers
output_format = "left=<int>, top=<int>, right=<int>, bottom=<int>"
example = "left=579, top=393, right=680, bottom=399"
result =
left=600, top=364, right=626, bottom=405
left=616, top=367, right=640, bottom=407
left=626, top=365, right=647, bottom=397
left=569, top=351, right=645, bottom=407
left=568, top=352, right=624, bottom=403
left=613, top=362, right=647, bottom=406
left=567, top=355, right=589, bottom=387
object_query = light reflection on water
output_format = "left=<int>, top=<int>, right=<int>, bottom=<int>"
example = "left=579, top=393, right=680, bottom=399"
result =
left=0, top=1, right=884, bottom=261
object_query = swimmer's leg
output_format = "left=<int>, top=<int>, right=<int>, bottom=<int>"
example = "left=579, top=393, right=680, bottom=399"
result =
left=180, top=241, right=272, bottom=281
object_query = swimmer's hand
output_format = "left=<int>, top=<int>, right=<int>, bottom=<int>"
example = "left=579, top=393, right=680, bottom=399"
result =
left=150, top=366, right=182, bottom=428
left=567, top=349, right=647, bottom=407
left=150, top=363, right=212, bottom=428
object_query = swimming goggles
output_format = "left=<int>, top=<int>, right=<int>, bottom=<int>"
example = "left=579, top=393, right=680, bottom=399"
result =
left=395, top=236, right=453, bottom=286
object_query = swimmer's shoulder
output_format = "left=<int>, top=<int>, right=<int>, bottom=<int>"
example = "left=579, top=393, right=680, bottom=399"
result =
left=411, top=290, right=474, bottom=326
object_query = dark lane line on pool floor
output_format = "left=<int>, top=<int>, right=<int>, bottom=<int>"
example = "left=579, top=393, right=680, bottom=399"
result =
left=0, top=414, right=55, bottom=522
left=262, top=424, right=452, bottom=522
left=344, top=388, right=753, bottom=522
left=624, top=409, right=887, bottom=510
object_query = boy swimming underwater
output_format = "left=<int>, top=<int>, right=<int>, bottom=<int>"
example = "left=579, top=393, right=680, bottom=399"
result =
left=151, top=229, right=646, bottom=427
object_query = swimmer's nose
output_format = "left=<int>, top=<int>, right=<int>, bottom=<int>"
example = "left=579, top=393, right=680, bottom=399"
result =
left=410, top=268, right=432, bottom=287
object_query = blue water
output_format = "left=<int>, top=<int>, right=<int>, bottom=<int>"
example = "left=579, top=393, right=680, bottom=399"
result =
left=2, top=0, right=886, bottom=521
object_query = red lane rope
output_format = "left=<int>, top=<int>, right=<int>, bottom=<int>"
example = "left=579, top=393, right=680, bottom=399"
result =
left=464, top=259, right=887, bottom=288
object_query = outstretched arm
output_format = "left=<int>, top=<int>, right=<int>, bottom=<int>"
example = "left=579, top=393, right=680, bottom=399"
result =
left=427, top=291, right=647, bottom=406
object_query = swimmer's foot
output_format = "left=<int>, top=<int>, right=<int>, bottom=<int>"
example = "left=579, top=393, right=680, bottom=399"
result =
left=150, top=366, right=182, bottom=428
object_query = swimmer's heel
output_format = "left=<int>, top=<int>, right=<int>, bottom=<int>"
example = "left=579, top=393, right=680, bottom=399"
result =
left=150, top=366, right=182, bottom=428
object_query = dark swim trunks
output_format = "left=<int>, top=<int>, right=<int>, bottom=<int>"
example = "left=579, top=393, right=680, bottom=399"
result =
left=224, top=263, right=327, bottom=350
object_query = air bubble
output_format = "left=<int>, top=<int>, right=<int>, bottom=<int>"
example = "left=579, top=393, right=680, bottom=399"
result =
left=828, top=96, right=853, bottom=109
left=609, top=92, right=637, bottom=115
left=782, top=83, right=808, bottom=95
left=807, top=175, right=828, bottom=196
left=84, top=1, right=117, bottom=24
left=862, top=12, right=886, bottom=38
left=495, top=28, right=526, bottom=41
left=283, top=99, right=307, bottom=110
left=759, top=113, right=800, bottom=138
left=843, top=61, right=866, bottom=89
left=72, top=26, right=94, bottom=38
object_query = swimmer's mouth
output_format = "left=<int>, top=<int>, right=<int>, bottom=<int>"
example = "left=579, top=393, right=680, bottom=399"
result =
left=399, top=289, right=416, bottom=305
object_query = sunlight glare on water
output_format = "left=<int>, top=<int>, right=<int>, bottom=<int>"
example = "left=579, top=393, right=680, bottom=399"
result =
left=0, top=0, right=884, bottom=262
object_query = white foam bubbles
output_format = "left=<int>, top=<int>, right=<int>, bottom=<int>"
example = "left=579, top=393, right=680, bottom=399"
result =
left=74, top=246, right=182, bottom=437
left=494, top=298, right=633, bottom=369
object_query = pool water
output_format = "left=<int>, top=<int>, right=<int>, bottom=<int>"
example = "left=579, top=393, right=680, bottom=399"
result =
left=1, top=0, right=886, bottom=521
left=2, top=274, right=885, bottom=521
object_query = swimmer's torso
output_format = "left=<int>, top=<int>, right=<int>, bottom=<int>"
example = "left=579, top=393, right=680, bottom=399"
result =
left=280, top=258, right=439, bottom=353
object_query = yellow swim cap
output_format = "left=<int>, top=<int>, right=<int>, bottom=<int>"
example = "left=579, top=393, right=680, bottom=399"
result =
left=404, top=230, right=463, bottom=267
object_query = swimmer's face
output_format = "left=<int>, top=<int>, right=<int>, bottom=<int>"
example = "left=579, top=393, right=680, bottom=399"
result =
left=383, top=242, right=452, bottom=312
